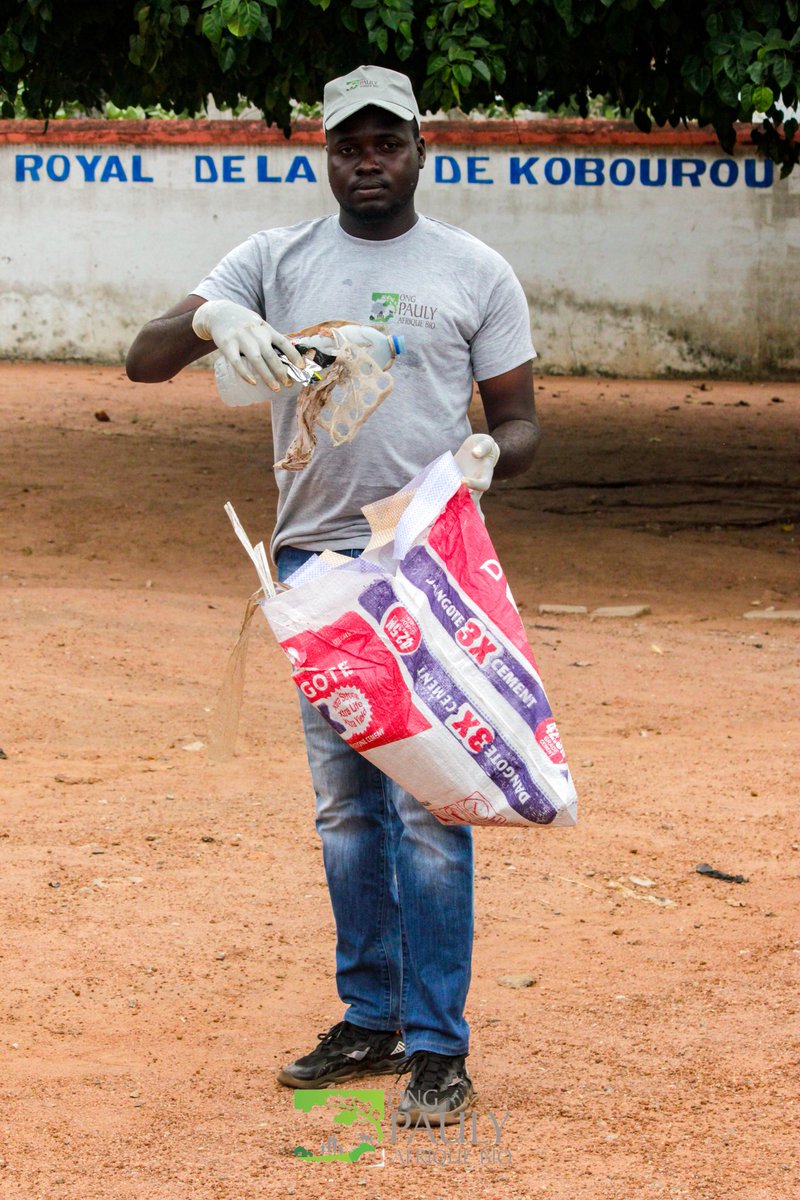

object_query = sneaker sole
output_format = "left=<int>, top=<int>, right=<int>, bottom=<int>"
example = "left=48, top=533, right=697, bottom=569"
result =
left=398, top=1085, right=477, bottom=1126
left=276, top=1058, right=407, bottom=1089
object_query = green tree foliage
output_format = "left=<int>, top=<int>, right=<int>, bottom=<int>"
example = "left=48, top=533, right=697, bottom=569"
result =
left=1, top=1, right=797, bottom=172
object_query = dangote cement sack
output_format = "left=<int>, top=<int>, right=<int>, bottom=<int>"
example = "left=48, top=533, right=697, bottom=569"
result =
left=258, top=453, right=577, bottom=828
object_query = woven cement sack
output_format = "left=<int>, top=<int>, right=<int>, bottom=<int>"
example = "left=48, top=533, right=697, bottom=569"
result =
left=261, top=453, right=577, bottom=828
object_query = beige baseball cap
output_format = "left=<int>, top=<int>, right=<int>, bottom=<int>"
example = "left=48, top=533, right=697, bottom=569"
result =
left=323, top=65, right=421, bottom=131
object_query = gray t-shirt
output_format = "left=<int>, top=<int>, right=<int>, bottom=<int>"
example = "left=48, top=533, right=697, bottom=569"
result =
left=193, top=214, right=535, bottom=559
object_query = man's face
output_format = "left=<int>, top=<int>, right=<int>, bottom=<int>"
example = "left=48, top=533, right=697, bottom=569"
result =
left=326, top=107, right=426, bottom=226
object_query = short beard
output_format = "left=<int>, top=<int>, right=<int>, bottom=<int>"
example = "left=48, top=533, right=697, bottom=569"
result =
left=339, top=186, right=417, bottom=226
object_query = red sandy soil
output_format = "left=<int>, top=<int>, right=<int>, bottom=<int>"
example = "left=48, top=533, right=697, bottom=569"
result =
left=0, top=364, right=798, bottom=1200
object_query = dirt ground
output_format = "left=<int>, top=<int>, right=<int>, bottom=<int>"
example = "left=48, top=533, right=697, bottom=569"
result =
left=0, top=363, right=797, bottom=1200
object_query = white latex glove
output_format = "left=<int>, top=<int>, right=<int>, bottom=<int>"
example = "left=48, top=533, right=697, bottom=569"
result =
left=192, top=299, right=303, bottom=391
left=454, top=433, right=500, bottom=493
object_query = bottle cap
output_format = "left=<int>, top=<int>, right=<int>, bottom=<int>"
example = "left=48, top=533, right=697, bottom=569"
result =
left=391, top=335, right=405, bottom=356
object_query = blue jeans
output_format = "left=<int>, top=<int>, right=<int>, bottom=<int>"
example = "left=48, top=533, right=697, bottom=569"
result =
left=277, top=546, right=474, bottom=1057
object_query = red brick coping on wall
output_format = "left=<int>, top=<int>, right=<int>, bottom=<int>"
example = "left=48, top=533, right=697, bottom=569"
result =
left=0, top=117, right=756, bottom=150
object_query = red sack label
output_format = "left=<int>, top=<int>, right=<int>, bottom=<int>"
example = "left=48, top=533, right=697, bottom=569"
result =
left=427, top=487, right=537, bottom=669
left=535, top=717, right=567, bottom=765
left=382, top=605, right=422, bottom=655
left=281, top=611, right=430, bottom=752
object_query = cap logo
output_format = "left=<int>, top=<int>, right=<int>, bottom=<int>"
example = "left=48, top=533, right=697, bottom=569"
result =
left=324, top=66, right=420, bottom=130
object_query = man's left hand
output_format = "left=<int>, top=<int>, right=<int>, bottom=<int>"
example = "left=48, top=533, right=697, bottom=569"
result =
left=454, top=434, right=501, bottom=493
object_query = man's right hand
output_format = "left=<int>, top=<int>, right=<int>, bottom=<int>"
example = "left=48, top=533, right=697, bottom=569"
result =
left=192, top=299, right=304, bottom=391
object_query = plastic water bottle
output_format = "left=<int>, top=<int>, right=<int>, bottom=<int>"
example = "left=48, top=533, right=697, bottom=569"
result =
left=214, top=323, right=405, bottom=407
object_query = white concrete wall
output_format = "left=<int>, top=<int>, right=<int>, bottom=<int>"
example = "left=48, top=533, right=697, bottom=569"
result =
left=1, top=123, right=797, bottom=375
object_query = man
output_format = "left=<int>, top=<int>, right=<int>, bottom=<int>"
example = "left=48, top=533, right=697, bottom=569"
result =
left=127, top=64, right=539, bottom=1124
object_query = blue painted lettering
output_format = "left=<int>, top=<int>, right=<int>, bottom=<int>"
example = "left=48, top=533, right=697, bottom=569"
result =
left=640, top=158, right=667, bottom=187
left=9, top=147, right=776, bottom=193
left=131, top=154, right=153, bottom=183
left=744, top=158, right=773, bottom=188
left=16, top=152, right=154, bottom=183
left=222, top=154, right=245, bottom=182
left=609, top=158, right=635, bottom=186
left=100, top=155, right=127, bottom=182
left=544, top=157, right=570, bottom=185
left=195, top=155, right=218, bottom=183
left=709, top=159, right=738, bottom=187
left=285, top=155, right=316, bottom=183
left=76, top=154, right=101, bottom=182
left=257, top=155, right=281, bottom=183
left=509, top=156, right=539, bottom=185
left=467, top=155, right=493, bottom=184
left=16, top=154, right=43, bottom=181
left=46, top=154, right=70, bottom=182
left=575, top=157, right=605, bottom=186
left=672, top=158, right=706, bottom=187
left=435, top=155, right=461, bottom=183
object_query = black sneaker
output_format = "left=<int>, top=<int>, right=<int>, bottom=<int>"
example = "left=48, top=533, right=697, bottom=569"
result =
left=397, top=1051, right=476, bottom=1125
left=277, top=1020, right=406, bottom=1089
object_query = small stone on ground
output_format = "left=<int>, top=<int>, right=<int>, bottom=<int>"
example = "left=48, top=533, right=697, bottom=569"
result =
left=538, top=603, right=588, bottom=615
left=592, top=604, right=651, bottom=618
left=498, top=974, right=537, bottom=989
left=743, top=609, right=800, bottom=622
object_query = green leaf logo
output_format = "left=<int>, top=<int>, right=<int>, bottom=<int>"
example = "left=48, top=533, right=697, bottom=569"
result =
left=292, top=1089, right=384, bottom=1164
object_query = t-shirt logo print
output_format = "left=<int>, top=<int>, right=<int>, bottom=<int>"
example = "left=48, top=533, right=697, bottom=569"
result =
left=370, top=292, right=399, bottom=323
